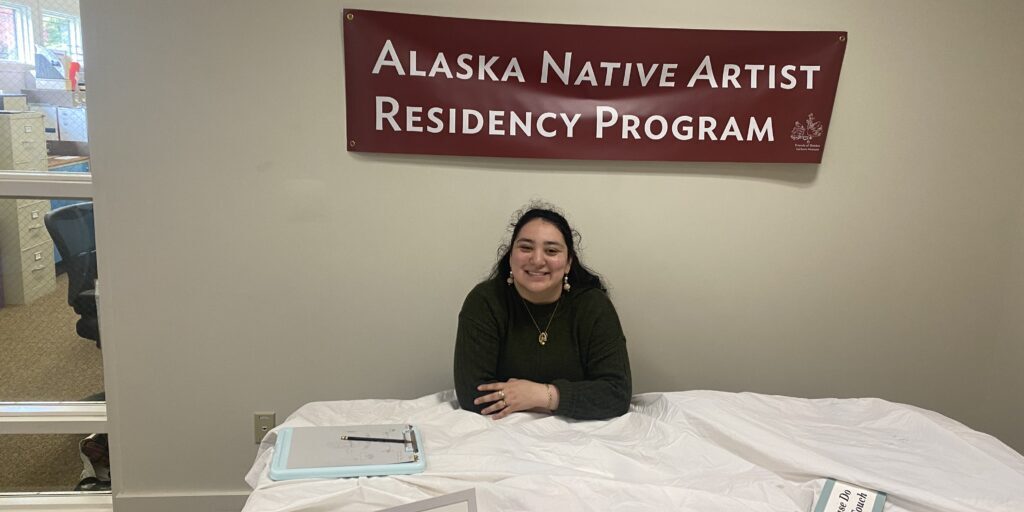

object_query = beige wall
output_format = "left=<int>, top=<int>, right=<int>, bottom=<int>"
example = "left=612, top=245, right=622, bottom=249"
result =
left=988, top=182, right=1024, bottom=451
left=81, top=0, right=1024, bottom=507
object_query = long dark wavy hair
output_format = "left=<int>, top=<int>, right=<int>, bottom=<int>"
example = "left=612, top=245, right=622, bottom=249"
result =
left=489, top=204, right=606, bottom=293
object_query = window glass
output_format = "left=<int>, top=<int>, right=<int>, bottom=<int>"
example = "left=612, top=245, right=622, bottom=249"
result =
left=42, top=14, right=71, bottom=51
left=0, top=195, right=102, bottom=403
left=0, top=4, right=25, bottom=62
left=0, top=193, right=100, bottom=401
left=38, top=10, right=84, bottom=81
left=0, top=194, right=106, bottom=494
left=41, top=12, right=83, bottom=64
left=0, top=0, right=106, bottom=497
left=0, top=434, right=109, bottom=492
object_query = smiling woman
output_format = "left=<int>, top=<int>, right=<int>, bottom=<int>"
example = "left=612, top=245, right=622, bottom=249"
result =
left=453, top=204, right=632, bottom=420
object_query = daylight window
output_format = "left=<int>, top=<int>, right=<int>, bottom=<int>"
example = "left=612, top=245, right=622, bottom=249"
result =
left=0, top=3, right=31, bottom=63
left=41, top=11, right=83, bottom=64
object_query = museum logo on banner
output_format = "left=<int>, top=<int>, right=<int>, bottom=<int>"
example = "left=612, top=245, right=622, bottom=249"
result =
left=790, top=113, right=824, bottom=153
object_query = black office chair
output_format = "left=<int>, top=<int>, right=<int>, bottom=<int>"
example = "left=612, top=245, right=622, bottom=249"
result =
left=44, top=202, right=100, bottom=348
left=44, top=202, right=110, bottom=491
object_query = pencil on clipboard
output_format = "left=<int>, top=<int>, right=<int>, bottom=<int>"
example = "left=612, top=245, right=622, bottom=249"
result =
left=340, top=435, right=407, bottom=444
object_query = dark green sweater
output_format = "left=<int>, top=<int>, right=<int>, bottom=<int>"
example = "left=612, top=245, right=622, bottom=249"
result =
left=454, top=278, right=632, bottom=420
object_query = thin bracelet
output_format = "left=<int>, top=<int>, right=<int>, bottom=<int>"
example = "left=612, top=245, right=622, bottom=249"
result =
left=546, top=384, right=554, bottom=411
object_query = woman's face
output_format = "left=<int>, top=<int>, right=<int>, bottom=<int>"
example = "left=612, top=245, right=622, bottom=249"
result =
left=509, top=218, right=572, bottom=304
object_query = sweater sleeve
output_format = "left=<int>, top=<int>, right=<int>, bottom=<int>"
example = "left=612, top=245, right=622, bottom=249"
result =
left=453, top=285, right=501, bottom=414
left=552, top=290, right=632, bottom=420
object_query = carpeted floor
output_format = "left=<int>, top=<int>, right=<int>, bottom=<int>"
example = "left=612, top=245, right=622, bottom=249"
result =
left=0, top=273, right=105, bottom=492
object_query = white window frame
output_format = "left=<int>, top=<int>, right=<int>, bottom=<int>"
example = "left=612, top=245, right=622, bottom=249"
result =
left=0, top=492, right=112, bottom=511
left=0, top=1, right=33, bottom=64
left=0, top=171, right=93, bottom=198
left=40, top=10, right=83, bottom=64
left=0, top=402, right=106, bottom=434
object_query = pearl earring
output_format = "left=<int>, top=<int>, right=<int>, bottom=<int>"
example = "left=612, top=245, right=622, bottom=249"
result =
left=507, top=271, right=514, bottom=285
left=563, top=275, right=571, bottom=292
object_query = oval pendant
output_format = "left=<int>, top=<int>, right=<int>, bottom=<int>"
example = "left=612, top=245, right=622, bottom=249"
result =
left=538, top=332, right=548, bottom=346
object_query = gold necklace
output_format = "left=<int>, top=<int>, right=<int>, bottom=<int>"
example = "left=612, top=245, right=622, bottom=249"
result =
left=521, top=297, right=559, bottom=346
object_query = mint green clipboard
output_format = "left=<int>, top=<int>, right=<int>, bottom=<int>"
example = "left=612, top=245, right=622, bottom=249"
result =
left=269, top=424, right=425, bottom=481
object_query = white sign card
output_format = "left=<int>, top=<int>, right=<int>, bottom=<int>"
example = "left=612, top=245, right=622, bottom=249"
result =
left=381, top=489, right=477, bottom=512
left=813, top=479, right=887, bottom=512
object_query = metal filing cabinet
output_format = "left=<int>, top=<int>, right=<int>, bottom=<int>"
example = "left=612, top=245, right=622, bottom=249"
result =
left=0, top=111, right=48, bottom=170
left=0, top=111, right=55, bottom=305
left=0, top=94, right=29, bottom=111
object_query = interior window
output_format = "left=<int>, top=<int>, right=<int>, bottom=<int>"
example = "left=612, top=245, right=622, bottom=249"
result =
left=0, top=0, right=102, bottom=496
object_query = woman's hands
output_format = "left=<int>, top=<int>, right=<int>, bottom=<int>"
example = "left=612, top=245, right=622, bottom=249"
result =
left=474, top=378, right=557, bottom=420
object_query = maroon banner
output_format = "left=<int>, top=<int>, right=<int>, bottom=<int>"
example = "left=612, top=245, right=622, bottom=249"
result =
left=343, top=10, right=847, bottom=163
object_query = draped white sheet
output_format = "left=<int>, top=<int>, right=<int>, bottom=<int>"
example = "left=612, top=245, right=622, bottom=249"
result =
left=243, top=390, right=1024, bottom=512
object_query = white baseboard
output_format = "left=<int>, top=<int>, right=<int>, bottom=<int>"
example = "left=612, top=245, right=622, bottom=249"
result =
left=113, top=491, right=249, bottom=512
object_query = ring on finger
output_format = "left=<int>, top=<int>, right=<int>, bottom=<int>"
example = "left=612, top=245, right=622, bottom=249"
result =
left=500, top=399, right=507, bottom=408
left=498, top=391, right=505, bottom=400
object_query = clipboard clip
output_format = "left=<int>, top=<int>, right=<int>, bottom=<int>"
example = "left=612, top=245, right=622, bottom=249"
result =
left=338, top=425, right=419, bottom=455
left=404, top=425, right=419, bottom=454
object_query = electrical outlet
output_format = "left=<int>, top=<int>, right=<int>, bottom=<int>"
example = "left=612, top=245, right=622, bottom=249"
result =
left=254, top=412, right=276, bottom=444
